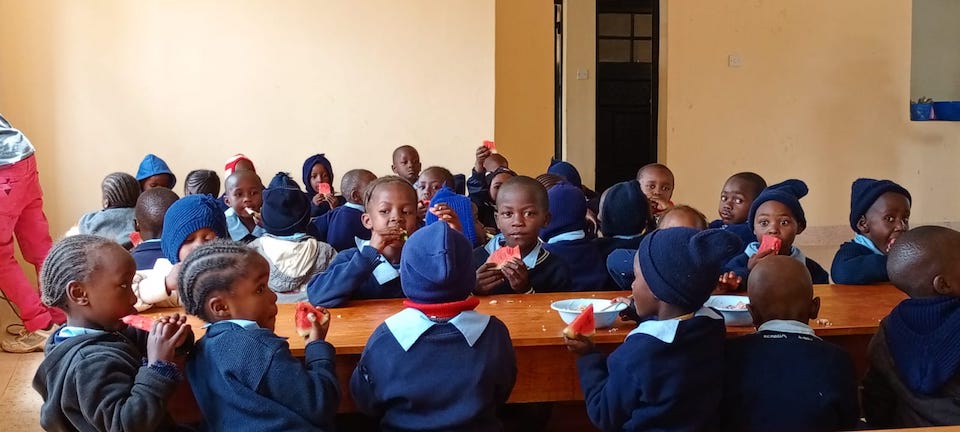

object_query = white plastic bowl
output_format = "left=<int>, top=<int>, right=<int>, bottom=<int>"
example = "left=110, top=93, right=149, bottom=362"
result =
left=550, top=298, right=628, bottom=329
left=704, top=295, right=752, bottom=326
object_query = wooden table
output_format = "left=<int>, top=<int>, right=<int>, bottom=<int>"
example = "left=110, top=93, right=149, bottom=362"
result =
left=150, top=284, right=906, bottom=413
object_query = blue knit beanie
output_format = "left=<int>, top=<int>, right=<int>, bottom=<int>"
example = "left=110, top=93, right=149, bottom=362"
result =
left=747, top=179, right=809, bottom=230
left=136, top=154, right=177, bottom=188
left=849, top=178, right=911, bottom=233
left=601, top=180, right=652, bottom=237
left=261, top=172, right=311, bottom=237
left=401, top=222, right=476, bottom=304
left=638, top=227, right=742, bottom=311
left=301, top=153, right=334, bottom=195
left=547, top=159, right=582, bottom=189
left=161, top=194, right=228, bottom=263
left=425, top=186, right=477, bottom=245
left=541, top=181, right=586, bottom=241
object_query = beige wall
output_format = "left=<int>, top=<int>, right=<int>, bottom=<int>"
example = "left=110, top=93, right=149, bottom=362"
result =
left=561, top=0, right=597, bottom=188
left=911, top=0, right=960, bottom=101
left=0, top=0, right=495, bottom=236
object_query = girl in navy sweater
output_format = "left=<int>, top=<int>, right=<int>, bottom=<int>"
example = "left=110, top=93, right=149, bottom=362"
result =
left=831, top=178, right=911, bottom=284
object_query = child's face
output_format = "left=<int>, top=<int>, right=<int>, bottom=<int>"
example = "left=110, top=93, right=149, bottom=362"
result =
left=638, top=168, right=674, bottom=202
left=753, top=201, right=801, bottom=254
left=309, top=163, right=332, bottom=193
left=225, top=176, right=263, bottom=219
left=179, top=228, right=218, bottom=262
left=76, top=245, right=138, bottom=332
left=141, top=174, right=173, bottom=191
left=350, top=172, right=377, bottom=204
left=392, top=148, right=421, bottom=183
left=495, top=185, right=549, bottom=252
left=859, top=192, right=910, bottom=252
left=362, top=182, right=419, bottom=238
left=416, top=171, right=447, bottom=202
left=718, top=178, right=754, bottom=225
left=631, top=253, right=659, bottom=318
left=218, top=254, right=278, bottom=331
left=488, top=173, right=514, bottom=202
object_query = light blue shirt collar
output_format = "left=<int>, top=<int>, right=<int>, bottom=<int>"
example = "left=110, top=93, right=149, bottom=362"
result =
left=546, top=230, right=586, bottom=244
left=612, top=233, right=643, bottom=240
left=54, top=326, right=106, bottom=343
left=627, top=307, right=722, bottom=344
left=344, top=202, right=365, bottom=212
left=141, top=238, right=162, bottom=244
left=224, top=208, right=266, bottom=241
left=483, top=234, right=543, bottom=269
left=385, top=308, right=491, bottom=351
left=757, top=319, right=819, bottom=338
left=853, top=233, right=885, bottom=255
left=264, top=232, right=308, bottom=241
left=744, top=241, right=807, bottom=265
left=355, top=238, right=400, bottom=284
left=204, top=319, right=260, bottom=329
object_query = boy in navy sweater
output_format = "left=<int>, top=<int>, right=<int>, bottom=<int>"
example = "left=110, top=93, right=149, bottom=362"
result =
left=131, top=187, right=179, bottom=270
left=863, top=226, right=960, bottom=427
left=831, top=178, right=911, bottom=284
left=473, top=176, right=571, bottom=295
left=180, top=240, right=339, bottom=431
left=541, top=181, right=613, bottom=291
left=351, top=222, right=517, bottom=431
left=307, top=176, right=420, bottom=307
left=708, top=172, right=766, bottom=246
left=721, top=256, right=858, bottom=432
left=309, top=168, right=376, bottom=251
left=565, top=227, right=741, bottom=431
left=636, top=163, right=675, bottom=222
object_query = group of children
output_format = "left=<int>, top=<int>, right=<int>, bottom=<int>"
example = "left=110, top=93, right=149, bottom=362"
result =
left=26, top=143, right=960, bottom=431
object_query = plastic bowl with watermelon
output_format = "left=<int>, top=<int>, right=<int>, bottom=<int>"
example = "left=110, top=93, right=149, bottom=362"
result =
left=551, top=299, right=627, bottom=329
left=704, top=295, right=752, bottom=326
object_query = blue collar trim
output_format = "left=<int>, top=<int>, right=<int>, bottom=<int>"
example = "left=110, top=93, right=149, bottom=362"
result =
left=355, top=238, right=400, bottom=284
left=384, top=308, right=491, bottom=351
left=546, top=230, right=586, bottom=244
left=53, top=326, right=106, bottom=344
left=344, top=202, right=365, bottom=212
left=224, top=208, right=266, bottom=241
left=853, top=233, right=885, bottom=255
left=204, top=319, right=260, bottom=330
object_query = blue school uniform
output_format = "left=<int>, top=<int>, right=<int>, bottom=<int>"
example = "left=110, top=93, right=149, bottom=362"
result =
left=130, top=239, right=164, bottom=270
left=306, top=241, right=404, bottom=307
left=543, top=232, right=614, bottom=291
left=472, top=235, right=571, bottom=294
left=708, top=220, right=756, bottom=247
left=224, top=208, right=265, bottom=243
left=830, top=234, right=889, bottom=284
left=724, top=242, right=829, bottom=290
left=308, top=202, right=371, bottom=252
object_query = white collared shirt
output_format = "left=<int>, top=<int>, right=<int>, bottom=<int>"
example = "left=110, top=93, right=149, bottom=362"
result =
left=757, top=319, right=819, bottom=339
left=385, top=308, right=491, bottom=351
left=626, top=307, right=723, bottom=344
left=355, top=238, right=400, bottom=284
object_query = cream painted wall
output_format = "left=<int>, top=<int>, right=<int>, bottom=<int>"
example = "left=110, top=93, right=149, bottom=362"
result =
left=911, top=0, right=960, bottom=101
left=561, top=0, right=597, bottom=189
left=0, top=0, right=495, bottom=236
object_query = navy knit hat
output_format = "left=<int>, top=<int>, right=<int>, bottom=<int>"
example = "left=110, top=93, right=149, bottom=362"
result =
left=601, top=180, right=652, bottom=237
left=425, top=186, right=477, bottom=245
left=302, top=153, right=334, bottom=195
left=747, top=179, right=809, bottom=230
left=638, top=227, right=742, bottom=311
left=849, top=178, right=911, bottom=233
left=136, top=154, right=177, bottom=188
left=541, top=181, right=586, bottom=241
left=261, top=172, right=311, bottom=237
left=161, top=194, right=228, bottom=263
left=547, top=159, right=583, bottom=189
left=401, top=222, right=476, bottom=304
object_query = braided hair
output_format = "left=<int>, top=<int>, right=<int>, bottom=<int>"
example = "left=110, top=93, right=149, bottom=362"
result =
left=184, top=169, right=221, bottom=197
left=102, top=172, right=141, bottom=208
left=40, top=234, right=116, bottom=309
left=177, top=239, right=259, bottom=321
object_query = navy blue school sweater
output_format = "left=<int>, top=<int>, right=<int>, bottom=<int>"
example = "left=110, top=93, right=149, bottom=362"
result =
left=472, top=246, right=572, bottom=294
left=350, top=311, right=517, bottom=432
left=830, top=241, right=888, bottom=284
left=724, top=252, right=829, bottom=291
left=708, top=220, right=756, bottom=247
left=721, top=322, right=859, bottom=432
left=576, top=309, right=726, bottom=431
left=305, top=193, right=347, bottom=218
left=467, top=168, right=486, bottom=196
left=307, top=204, right=371, bottom=252
left=307, top=246, right=404, bottom=307
left=544, top=238, right=615, bottom=291
left=187, top=322, right=339, bottom=432
left=594, top=236, right=643, bottom=262
left=130, top=240, right=164, bottom=270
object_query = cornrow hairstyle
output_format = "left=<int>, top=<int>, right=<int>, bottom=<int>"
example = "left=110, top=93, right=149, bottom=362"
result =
left=40, top=234, right=116, bottom=309
left=184, top=169, right=221, bottom=197
left=102, top=172, right=141, bottom=209
left=363, top=175, right=417, bottom=208
left=535, top=173, right=565, bottom=191
left=177, top=239, right=259, bottom=321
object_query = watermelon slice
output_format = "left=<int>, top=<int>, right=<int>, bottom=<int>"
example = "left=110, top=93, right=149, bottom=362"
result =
left=121, top=314, right=155, bottom=332
left=482, top=140, right=497, bottom=152
left=562, top=304, right=596, bottom=339
left=759, top=234, right=782, bottom=255
left=317, top=182, right=332, bottom=196
left=295, top=302, right=329, bottom=337
left=486, top=245, right=521, bottom=269
left=129, top=231, right=142, bottom=247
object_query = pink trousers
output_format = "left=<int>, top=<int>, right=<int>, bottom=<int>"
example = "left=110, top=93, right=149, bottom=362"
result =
left=0, top=155, right=65, bottom=331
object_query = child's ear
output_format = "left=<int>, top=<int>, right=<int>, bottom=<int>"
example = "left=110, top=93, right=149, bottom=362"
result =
left=207, top=295, right=231, bottom=319
left=933, top=274, right=952, bottom=296
left=350, top=189, right=363, bottom=204
left=361, top=213, right=374, bottom=230
left=102, top=198, right=109, bottom=209
left=746, top=303, right=762, bottom=328
left=809, top=296, right=821, bottom=320
left=856, top=216, right=869, bottom=234
left=67, top=281, right=89, bottom=306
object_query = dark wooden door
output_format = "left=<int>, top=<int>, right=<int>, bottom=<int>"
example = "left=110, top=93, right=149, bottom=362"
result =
left=595, top=0, right=658, bottom=191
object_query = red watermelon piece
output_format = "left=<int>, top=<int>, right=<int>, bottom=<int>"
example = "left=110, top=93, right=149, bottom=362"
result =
left=129, top=231, right=142, bottom=247
left=121, top=314, right=155, bottom=332
left=482, top=140, right=496, bottom=151
left=295, top=302, right=328, bottom=337
left=317, top=182, right=332, bottom=196
left=759, top=234, right=782, bottom=255
left=486, top=245, right=521, bottom=269
left=563, top=304, right=596, bottom=339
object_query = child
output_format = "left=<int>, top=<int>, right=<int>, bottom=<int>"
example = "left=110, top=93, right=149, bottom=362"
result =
left=548, top=159, right=599, bottom=214
left=183, top=169, right=220, bottom=197
left=224, top=153, right=255, bottom=178
left=179, top=240, right=340, bottom=430
left=136, top=153, right=176, bottom=191
left=32, top=235, right=192, bottom=431
left=350, top=222, right=517, bottom=430
left=708, top=172, right=767, bottom=246
left=416, top=166, right=455, bottom=220
left=862, top=225, right=960, bottom=427
left=223, top=169, right=265, bottom=243
left=721, top=179, right=829, bottom=291
left=595, top=180, right=653, bottom=258
left=302, top=153, right=345, bottom=217
left=77, top=172, right=141, bottom=249
left=471, top=166, right=517, bottom=233
left=307, top=176, right=420, bottom=307
left=426, top=186, right=478, bottom=246
left=831, top=178, right=911, bottom=284
left=721, top=256, right=858, bottom=432
left=565, top=227, right=741, bottom=431
left=467, top=145, right=509, bottom=196
left=636, top=163, right=675, bottom=220
left=391, top=145, right=422, bottom=184
left=309, top=168, right=377, bottom=251
left=658, top=204, right=709, bottom=230
left=249, top=173, right=337, bottom=303
left=541, top=182, right=613, bottom=291
left=131, top=187, right=179, bottom=270
left=473, top=176, right=571, bottom=295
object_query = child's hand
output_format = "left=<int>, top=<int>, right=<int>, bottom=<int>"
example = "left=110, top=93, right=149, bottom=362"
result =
left=716, top=271, right=742, bottom=293
left=305, top=308, right=331, bottom=344
left=312, top=193, right=325, bottom=207
left=155, top=314, right=190, bottom=349
left=611, top=296, right=632, bottom=306
left=164, top=263, right=181, bottom=296
left=747, top=248, right=776, bottom=270
left=563, top=333, right=595, bottom=356
left=649, top=196, right=672, bottom=213
left=147, top=317, right=192, bottom=365
left=475, top=146, right=492, bottom=173
left=501, top=258, right=530, bottom=293
left=322, top=193, right=339, bottom=210
left=369, top=226, right=406, bottom=253
left=429, top=203, right=463, bottom=232
left=248, top=208, right=262, bottom=226
left=475, top=262, right=505, bottom=295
